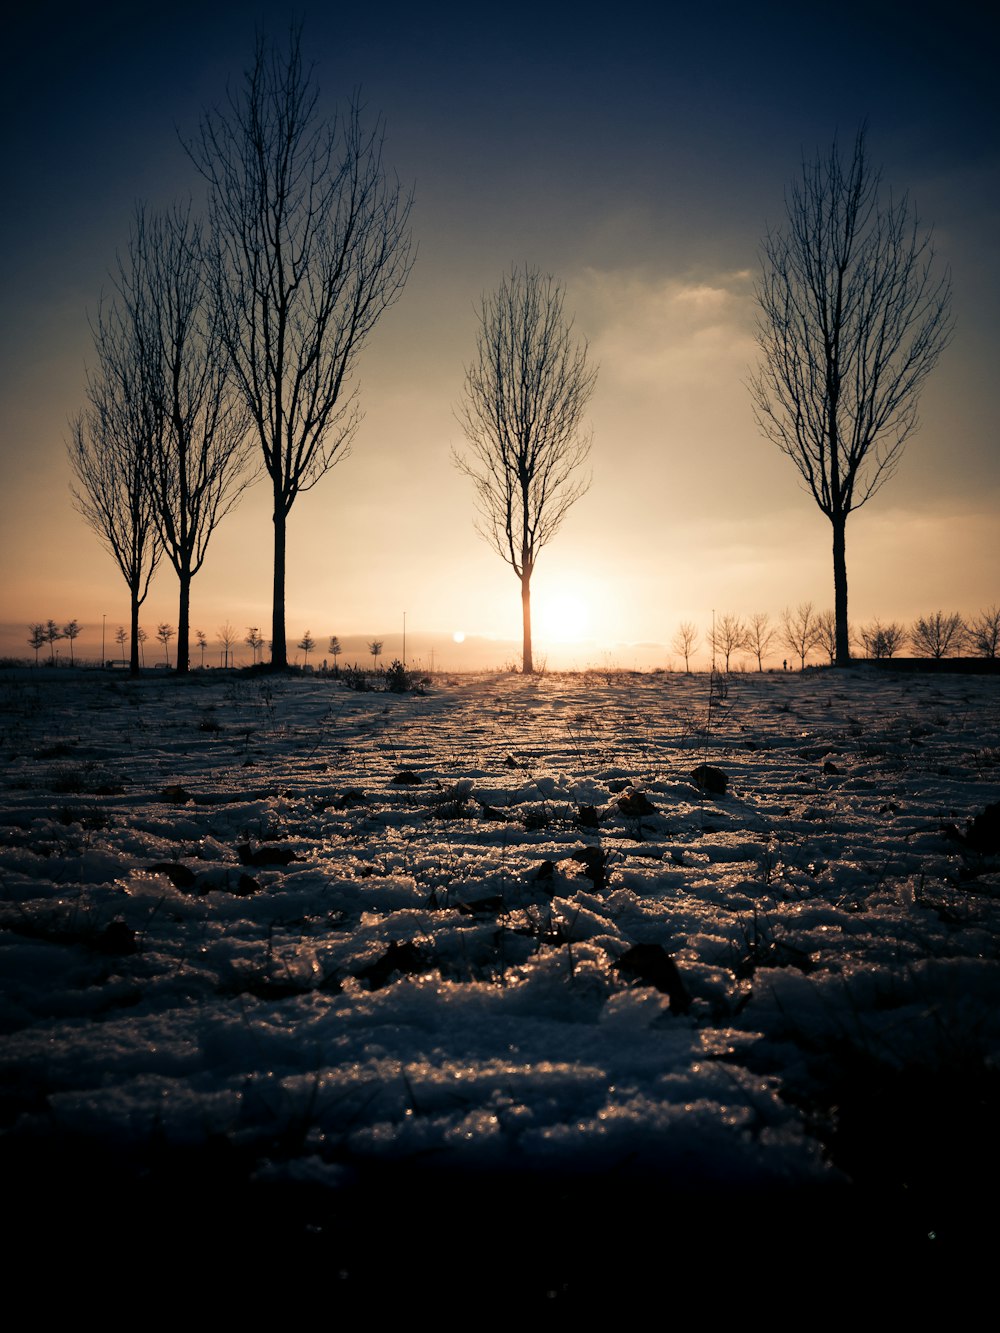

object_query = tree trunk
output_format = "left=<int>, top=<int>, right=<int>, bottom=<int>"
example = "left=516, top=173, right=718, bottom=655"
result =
left=271, top=502, right=288, bottom=669
left=832, top=515, right=851, bottom=666
left=521, top=571, right=533, bottom=674
left=176, top=568, right=191, bottom=674
left=129, top=587, right=140, bottom=678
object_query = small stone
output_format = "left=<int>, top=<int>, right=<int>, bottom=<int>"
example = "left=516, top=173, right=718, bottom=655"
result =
left=617, top=790, right=657, bottom=817
left=690, top=764, right=727, bottom=796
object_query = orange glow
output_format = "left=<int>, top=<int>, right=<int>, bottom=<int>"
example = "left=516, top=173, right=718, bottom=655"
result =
left=534, top=586, right=592, bottom=643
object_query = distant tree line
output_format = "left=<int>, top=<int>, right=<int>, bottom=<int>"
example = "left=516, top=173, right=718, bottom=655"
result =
left=669, top=604, right=1000, bottom=672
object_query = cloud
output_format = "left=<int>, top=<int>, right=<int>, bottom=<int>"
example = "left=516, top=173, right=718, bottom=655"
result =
left=572, top=266, right=757, bottom=393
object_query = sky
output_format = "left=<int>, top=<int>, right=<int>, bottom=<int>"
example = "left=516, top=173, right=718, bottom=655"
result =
left=1, top=1, right=997, bottom=669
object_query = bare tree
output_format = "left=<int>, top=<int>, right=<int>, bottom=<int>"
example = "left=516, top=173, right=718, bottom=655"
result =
left=860, top=619, right=906, bottom=660
left=782, top=602, right=822, bottom=671
left=44, top=620, right=63, bottom=665
left=114, top=626, right=127, bottom=665
left=188, top=28, right=414, bottom=669
left=709, top=612, right=747, bottom=673
left=136, top=625, right=148, bottom=667
left=369, top=639, right=383, bottom=671
left=156, top=622, right=175, bottom=665
left=746, top=612, right=778, bottom=672
left=28, top=624, right=45, bottom=666
left=69, top=271, right=164, bottom=677
left=63, top=619, right=81, bottom=665
left=455, top=265, right=596, bottom=673
left=671, top=621, right=699, bottom=673
left=196, top=629, right=208, bottom=668
left=298, top=630, right=316, bottom=666
left=245, top=626, right=264, bottom=665
left=882, top=623, right=906, bottom=658
left=910, top=611, right=965, bottom=659
left=968, top=606, right=1000, bottom=658
left=218, top=622, right=237, bottom=669
left=328, top=635, right=342, bottom=672
left=124, top=203, right=256, bottom=674
left=815, top=609, right=838, bottom=666
left=750, top=126, right=953, bottom=666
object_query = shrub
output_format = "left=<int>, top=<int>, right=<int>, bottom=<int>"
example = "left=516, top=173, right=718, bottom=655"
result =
left=383, top=659, right=412, bottom=692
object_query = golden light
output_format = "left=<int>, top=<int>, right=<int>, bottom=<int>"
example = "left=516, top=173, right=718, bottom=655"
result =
left=452, top=630, right=466, bottom=643
left=533, top=586, right=592, bottom=643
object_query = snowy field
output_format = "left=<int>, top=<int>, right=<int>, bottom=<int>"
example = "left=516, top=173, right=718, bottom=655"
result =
left=2, top=665, right=998, bottom=1304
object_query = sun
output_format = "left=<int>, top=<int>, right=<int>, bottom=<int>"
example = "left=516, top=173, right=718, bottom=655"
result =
left=534, top=588, right=591, bottom=643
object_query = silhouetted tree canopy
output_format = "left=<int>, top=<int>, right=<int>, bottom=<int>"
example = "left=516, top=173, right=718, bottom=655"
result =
left=455, top=265, right=596, bottom=673
left=750, top=126, right=952, bottom=666
left=187, top=26, right=414, bottom=669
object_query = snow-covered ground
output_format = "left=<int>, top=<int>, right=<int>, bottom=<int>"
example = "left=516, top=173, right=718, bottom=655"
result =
left=2, top=665, right=998, bottom=1303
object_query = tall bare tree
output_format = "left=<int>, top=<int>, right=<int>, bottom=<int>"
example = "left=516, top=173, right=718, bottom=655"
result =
left=750, top=126, right=953, bottom=666
left=455, top=265, right=596, bottom=673
left=69, top=285, right=163, bottom=677
left=126, top=203, right=255, bottom=673
left=188, top=28, right=414, bottom=669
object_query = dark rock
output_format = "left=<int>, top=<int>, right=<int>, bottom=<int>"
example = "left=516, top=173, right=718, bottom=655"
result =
left=535, top=859, right=556, bottom=884
left=734, top=938, right=814, bottom=980
left=333, top=788, right=367, bottom=809
left=617, top=790, right=657, bottom=817
left=161, top=785, right=192, bottom=804
left=356, top=940, right=428, bottom=989
left=946, top=800, right=1000, bottom=854
left=615, top=944, right=691, bottom=1013
left=478, top=803, right=511, bottom=822
left=95, top=919, right=138, bottom=956
left=969, top=801, right=1000, bottom=852
left=391, top=769, right=423, bottom=785
left=570, top=845, right=611, bottom=889
left=147, top=861, right=197, bottom=889
left=690, top=764, right=727, bottom=796
left=576, top=804, right=601, bottom=829
left=457, top=895, right=504, bottom=916
left=798, top=746, right=842, bottom=761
